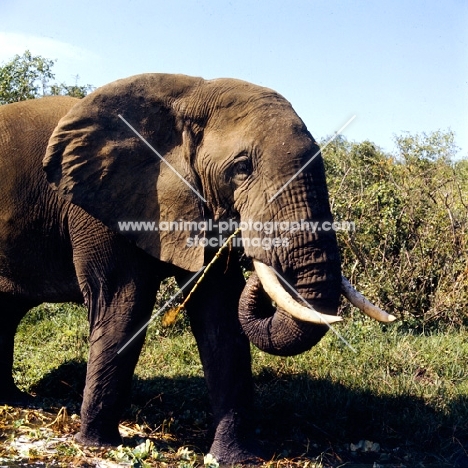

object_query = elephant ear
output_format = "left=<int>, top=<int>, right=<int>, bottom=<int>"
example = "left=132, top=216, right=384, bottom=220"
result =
left=43, top=73, right=207, bottom=272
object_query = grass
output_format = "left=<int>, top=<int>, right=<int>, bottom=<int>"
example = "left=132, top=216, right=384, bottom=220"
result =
left=2, top=293, right=468, bottom=467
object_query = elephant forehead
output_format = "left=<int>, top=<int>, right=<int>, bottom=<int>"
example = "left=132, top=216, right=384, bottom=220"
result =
left=205, top=98, right=312, bottom=148
left=194, top=78, right=292, bottom=117
left=205, top=114, right=315, bottom=157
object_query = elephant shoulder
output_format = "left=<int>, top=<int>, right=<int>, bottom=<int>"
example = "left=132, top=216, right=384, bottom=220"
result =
left=0, top=96, right=79, bottom=165
left=0, top=96, right=78, bottom=142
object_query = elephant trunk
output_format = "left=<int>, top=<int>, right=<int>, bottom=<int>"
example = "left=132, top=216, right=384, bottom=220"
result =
left=238, top=271, right=333, bottom=356
left=238, top=235, right=342, bottom=356
left=238, top=258, right=397, bottom=357
left=236, top=162, right=395, bottom=356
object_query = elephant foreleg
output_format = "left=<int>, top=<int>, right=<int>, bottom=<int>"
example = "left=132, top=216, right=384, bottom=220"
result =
left=179, top=252, right=261, bottom=464
left=76, top=278, right=159, bottom=446
left=77, top=301, right=151, bottom=445
left=70, top=221, right=161, bottom=446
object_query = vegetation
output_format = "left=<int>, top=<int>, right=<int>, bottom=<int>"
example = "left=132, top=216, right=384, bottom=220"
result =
left=324, top=130, right=468, bottom=330
left=4, top=302, right=468, bottom=466
left=0, top=50, right=93, bottom=104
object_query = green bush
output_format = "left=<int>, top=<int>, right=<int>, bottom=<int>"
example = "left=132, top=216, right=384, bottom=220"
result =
left=323, top=130, right=468, bottom=329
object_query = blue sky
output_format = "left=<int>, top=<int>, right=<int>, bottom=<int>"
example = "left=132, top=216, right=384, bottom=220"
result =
left=1, top=0, right=467, bottom=157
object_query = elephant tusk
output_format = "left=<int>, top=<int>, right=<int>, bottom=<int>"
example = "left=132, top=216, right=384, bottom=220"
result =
left=253, top=260, right=343, bottom=325
left=341, top=276, right=397, bottom=323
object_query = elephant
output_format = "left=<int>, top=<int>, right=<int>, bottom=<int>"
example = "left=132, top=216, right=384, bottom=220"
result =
left=0, top=74, right=395, bottom=464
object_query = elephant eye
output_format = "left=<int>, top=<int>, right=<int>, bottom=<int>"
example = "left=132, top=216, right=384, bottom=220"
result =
left=229, top=158, right=252, bottom=186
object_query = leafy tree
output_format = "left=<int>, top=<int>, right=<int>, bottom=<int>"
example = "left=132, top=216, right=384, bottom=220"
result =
left=49, top=79, right=94, bottom=99
left=0, top=50, right=93, bottom=104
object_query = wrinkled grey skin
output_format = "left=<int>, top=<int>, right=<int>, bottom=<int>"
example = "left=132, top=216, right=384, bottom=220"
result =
left=0, top=74, right=341, bottom=464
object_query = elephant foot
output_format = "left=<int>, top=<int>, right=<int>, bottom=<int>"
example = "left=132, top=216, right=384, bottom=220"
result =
left=74, top=430, right=122, bottom=448
left=208, top=441, right=264, bottom=466
left=209, top=412, right=265, bottom=465
left=0, top=384, right=35, bottom=407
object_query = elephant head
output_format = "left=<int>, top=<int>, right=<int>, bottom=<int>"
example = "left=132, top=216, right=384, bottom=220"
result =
left=44, top=73, right=395, bottom=357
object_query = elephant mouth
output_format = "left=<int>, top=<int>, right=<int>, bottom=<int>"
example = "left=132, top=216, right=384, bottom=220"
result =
left=253, top=259, right=396, bottom=324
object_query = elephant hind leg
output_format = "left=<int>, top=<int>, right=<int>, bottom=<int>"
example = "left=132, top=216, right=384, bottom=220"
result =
left=0, top=293, right=37, bottom=405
